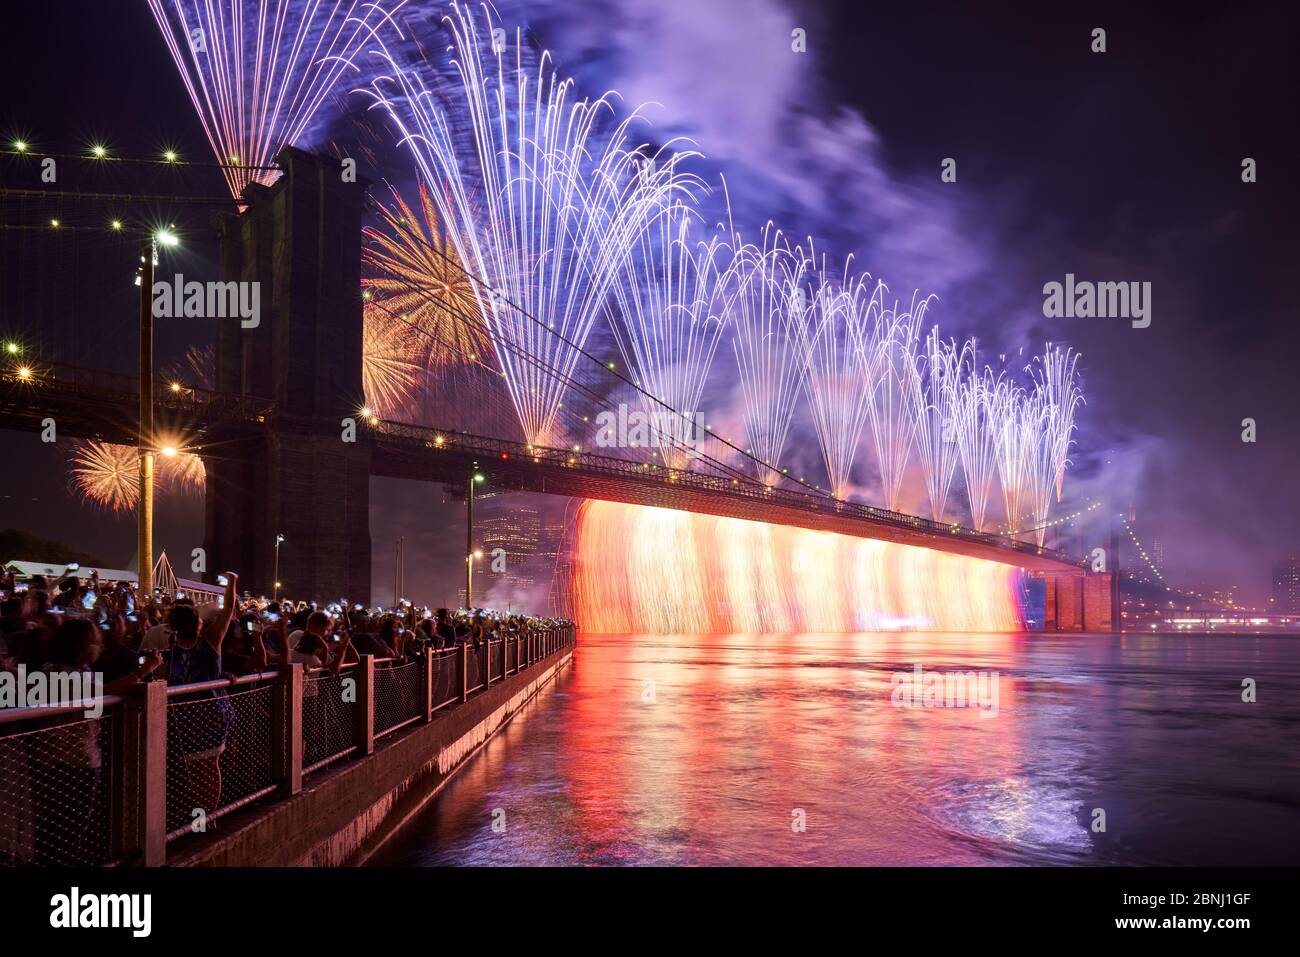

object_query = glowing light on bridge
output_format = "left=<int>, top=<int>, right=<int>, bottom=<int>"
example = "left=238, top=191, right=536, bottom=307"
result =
left=573, top=501, right=1025, bottom=634
left=144, top=0, right=398, bottom=196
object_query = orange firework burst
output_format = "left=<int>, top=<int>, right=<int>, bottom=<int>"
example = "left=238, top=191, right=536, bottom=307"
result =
left=70, top=441, right=139, bottom=511
left=363, top=182, right=487, bottom=369
left=160, top=449, right=207, bottom=495
left=362, top=302, right=425, bottom=418
left=69, top=440, right=205, bottom=511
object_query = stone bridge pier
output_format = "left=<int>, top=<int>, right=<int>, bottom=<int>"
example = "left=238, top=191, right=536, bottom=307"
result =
left=203, top=148, right=372, bottom=603
left=1038, top=570, right=1116, bottom=632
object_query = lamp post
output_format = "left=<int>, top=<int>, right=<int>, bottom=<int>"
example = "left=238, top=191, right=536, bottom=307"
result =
left=137, top=236, right=154, bottom=595
left=135, top=229, right=177, bottom=596
left=274, top=533, right=285, bottom=599
left=465, top=466, right=484, bottom=608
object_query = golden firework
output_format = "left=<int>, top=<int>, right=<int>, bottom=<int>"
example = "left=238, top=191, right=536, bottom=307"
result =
left=71, top=441, right=139, bottom=511
left=69, top=440, right=205, bottom=511
left=363, top=181, right=487, bottom=370
left=362, top=302, right=425, bottom=419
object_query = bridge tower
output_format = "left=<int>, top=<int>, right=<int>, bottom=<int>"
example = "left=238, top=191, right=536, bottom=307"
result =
left=203, top=148, right=372, bottom=602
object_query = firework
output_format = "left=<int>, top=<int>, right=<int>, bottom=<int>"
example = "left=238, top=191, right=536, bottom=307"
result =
left=160, top=449, right=208, bottom=495
left=361, top=302, right=425, bottom=418
left=863, top=294, right=927, bottom=512
left=161, top=344, right=215, bottom=392
left=71, top=441, right=139, bottom=511
left=363, top=181, right=487, bottom=370
left=70, top=440, right=206, bottom=511
left=1022, top=344, right=1084, bottom=543
left=728, top=223, right=806, bottom=483
left=991, top=379, right=1032, bottom=533
left=573, top=500, right=1024, bottom=633
left=145, top=0, right=401, bottom=196
left=1034, top=343, right=1085, bottom=503
left=605, top=198, right=731, bottom=467
left=360, top=2, right=699, bottom=446
left=910, top=329, right=963, bottom=523
left=790, top=251, right=882, bottom=499
left=951, top=357, right=1002, bottom=532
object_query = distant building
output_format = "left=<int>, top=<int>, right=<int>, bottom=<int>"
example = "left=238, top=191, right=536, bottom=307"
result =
left=1273, top=558, right=1300, bottom=614
left=477, top=505, right=540, bottom=596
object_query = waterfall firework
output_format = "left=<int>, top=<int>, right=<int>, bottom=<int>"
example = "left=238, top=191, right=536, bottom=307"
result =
left=70, top=440, right=205, bottom=511
left=573, top=500, right=1025, bottom=634
left=145, top=0, right=402, bottom=196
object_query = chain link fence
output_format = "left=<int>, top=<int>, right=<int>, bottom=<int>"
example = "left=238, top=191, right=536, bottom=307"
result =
left=303, top=670, right=357, bottom=773
left=487, top=640, right=502, bottom=683
left=0, top=711, right=116, bottom=866
left=165, top=682, right=275, bottom=838
left=432, top=650, right=460, bottom=712
left=1, top=625, right=577, bottom=865
left=466, top=644, right=484, bottom=693
left=374, top=660, right=422, bottom=738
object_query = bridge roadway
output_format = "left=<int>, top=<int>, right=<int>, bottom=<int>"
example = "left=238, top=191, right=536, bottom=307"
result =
left=369, top=421, right=1087, bottom=574
left=0, top=360, right=1086, bottom=574
left=0, top=360, right=272, bottom=444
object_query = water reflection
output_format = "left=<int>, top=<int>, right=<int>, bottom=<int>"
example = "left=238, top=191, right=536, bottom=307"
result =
left=368, top=632, right=1300, bottom=866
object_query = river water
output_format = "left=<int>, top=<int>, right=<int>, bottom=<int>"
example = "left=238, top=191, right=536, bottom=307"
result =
left=367, top=632, right=1300, bottom=866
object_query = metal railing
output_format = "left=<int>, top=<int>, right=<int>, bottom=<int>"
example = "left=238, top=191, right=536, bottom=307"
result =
left=0, top=625, right=576, bottom=866
left=0, top=359, right=275, bottom=425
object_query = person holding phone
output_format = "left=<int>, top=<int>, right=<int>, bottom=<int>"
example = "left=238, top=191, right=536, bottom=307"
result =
left=165, top=572, right=240, bottom=820
left=289, top=611, right=355, bottom=672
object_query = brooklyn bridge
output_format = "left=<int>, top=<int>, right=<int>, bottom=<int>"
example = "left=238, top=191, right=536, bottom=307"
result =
left=1, top=148, right=1112, bottom=631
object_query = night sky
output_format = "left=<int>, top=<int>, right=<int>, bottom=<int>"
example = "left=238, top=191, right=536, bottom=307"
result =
left=1, top=1, right=1296, bottom=605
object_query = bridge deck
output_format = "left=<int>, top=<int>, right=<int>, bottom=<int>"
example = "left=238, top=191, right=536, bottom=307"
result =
left=1, top=362, right=1086, bottom=574
left=370, top=421, right=1087, bottom=574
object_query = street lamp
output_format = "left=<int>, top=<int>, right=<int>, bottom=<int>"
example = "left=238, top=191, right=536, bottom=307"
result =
left=273, top=534, right=285, bottom=599
left=465, top=467, right=485, bottom=608
left=136, top=229, right=178, bottom=595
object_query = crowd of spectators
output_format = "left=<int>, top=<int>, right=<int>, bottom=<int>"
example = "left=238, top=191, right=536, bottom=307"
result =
left=1, top=564, right=571, bottom=690
left=0, top=563, right=572, bottom=864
